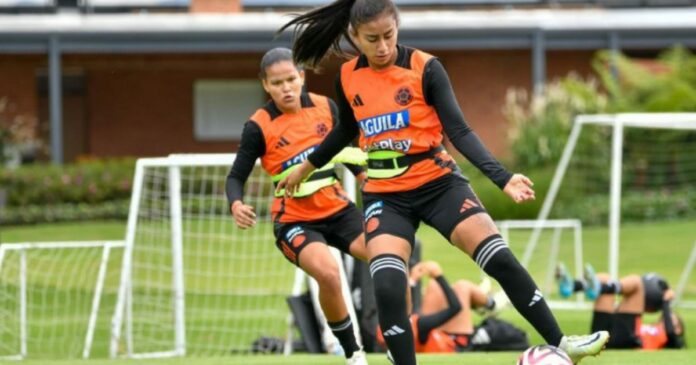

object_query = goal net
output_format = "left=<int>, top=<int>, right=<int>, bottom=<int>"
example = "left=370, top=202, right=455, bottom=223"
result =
left=0, top=241, right=124, bottom=360
left=110, top=154, right=359, bottom=358
left=497, top=219, right=587, bottom=309
left=527, top=113, right=696, bottom=307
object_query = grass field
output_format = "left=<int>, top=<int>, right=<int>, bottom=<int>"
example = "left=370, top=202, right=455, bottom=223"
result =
left=15, top=350, right=696, bottom=365
left=2, top=218, right=696, bottom=364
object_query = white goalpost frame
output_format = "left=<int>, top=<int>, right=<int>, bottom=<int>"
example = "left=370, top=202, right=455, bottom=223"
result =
left=110, top=153, right=361, bottom=359
left=674, top=241, right=696, bottom=309
left=498, top=219, right=587, bottom=309
left=528, top=113, right=696, bottom=283
left=0, top=240, right=125, bottom=361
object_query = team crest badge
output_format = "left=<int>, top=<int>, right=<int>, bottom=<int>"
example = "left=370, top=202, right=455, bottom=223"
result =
left=316, top=122, right=328, bottom=137
left=394, top=86, right=413, bottom=106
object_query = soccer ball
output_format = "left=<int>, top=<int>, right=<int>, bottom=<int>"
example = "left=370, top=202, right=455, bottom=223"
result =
left=517, top=345, right=572, bottom=365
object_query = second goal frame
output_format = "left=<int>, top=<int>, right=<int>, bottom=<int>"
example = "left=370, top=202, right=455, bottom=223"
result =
left=528, top=113, right=696, bottom=281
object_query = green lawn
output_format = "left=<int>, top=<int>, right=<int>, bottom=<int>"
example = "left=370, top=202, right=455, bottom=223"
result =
left=17, top=350, right=696, bottom=365
left=2, top=218, right=696, bottom=363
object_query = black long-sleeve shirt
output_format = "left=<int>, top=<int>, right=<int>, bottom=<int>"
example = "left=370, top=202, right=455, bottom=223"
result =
left=661, top=300, right=685, bottom=349
left=225, top=97, right=363, bottom=206
left=307, top=54, right=513, bottom=190
left=415, top=275, right=462, bottom=344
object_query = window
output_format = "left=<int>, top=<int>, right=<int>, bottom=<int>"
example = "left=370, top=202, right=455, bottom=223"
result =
left=194, top=80, right=266, bottom=141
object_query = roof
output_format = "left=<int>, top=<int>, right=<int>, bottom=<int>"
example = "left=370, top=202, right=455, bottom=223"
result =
left=1, top=8, right=695, bottom=53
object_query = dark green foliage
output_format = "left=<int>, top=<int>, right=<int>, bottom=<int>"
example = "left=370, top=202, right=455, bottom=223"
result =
left=0, top=159, right=135, bottom=225
left=504, top=46, right=696, bottom=224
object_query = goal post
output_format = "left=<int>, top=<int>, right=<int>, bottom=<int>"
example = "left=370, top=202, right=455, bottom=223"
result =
left=110, top=153, right=360, bottom=359
left=0, top=240, right=125, bottom=360
left=527, top=113, right=696, bottom=301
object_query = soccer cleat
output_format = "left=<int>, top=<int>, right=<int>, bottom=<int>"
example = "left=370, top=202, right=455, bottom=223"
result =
left=583, top=264, right=600, bottom=301
left=489, top=290, right=510, bottom=316
left=346, top=349, right=368, bottom=365
left=556, top=262, right=574, bottom=299
left=479, top=276, right=493, bottom=295
left=558, top=331, right=609, bottom=364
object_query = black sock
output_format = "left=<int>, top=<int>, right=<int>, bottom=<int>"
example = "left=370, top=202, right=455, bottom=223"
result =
left=574, top=280, right=586, bottom=292
left=370, top=254, right=417, bottom=365
left=474, top=234, right=564, bottom=346
left=600, top=280, right=621, bottom=294
left=327, top=316, right=359, bottom=358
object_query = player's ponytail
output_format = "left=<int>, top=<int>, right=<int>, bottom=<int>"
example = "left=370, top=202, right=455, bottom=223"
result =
left=277, top=0, right=399, bottom=69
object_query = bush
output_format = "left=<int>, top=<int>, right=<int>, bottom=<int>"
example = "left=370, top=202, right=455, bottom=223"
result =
left=1, top=200, right=130, bottom=226
left=0, top=159, right=135, bottom=207
left=506, top=46, right=696, bottom=170
left=0, top=159, right=135, bottom=225
left=457, top=164, right=555, bottom=221
left=552, top=188, right=696, bottom=226
left=505, top=74, right=607, bottom=169
left=504, top=46, right=696, bottom=224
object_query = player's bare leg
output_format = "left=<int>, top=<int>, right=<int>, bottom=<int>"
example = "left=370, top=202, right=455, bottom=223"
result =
left=347, top=234, right=368, bottom=262
left=298, top=242, right=363, bottom=362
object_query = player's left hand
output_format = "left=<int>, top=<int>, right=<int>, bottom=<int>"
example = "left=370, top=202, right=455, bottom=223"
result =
left=503, top=174, right=535, bottom=203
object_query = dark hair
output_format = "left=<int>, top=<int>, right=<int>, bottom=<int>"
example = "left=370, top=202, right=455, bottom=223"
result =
left=676, top=313, right=685, bottom=337
left=277, top=0, right=399, bottom=69
left=259, top=47, right=301, bottom=79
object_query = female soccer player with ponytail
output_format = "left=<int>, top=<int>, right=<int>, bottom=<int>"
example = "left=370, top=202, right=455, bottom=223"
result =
left=226, top=47, right=368, bottom=365
left=276, top=2, right=609, bottom=364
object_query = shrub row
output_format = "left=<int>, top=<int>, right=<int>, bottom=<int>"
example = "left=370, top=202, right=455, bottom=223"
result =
left=1, top=200, right=130, bottom=226
left=0, top=159, right=135, bottom=207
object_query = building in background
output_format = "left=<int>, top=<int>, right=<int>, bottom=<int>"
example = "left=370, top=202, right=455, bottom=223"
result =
left=0, top=0, right=695, bottom=163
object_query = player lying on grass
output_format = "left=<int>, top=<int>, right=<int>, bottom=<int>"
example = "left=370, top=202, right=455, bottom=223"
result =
left=376, top=261, right=513, bottom=353
left=557, top=263, right=686, bottom=350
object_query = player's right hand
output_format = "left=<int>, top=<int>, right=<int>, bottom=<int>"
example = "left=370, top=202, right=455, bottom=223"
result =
left=275, top=160, right=316, bottom=198
left=231, top=200, right=256, bottom=229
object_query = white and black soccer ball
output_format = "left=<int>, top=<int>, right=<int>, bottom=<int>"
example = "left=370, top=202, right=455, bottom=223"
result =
left=517, top=345, right=572, bottom=365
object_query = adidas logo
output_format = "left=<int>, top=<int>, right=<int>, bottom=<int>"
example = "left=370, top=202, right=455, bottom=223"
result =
left=528, top=289, right=543, bottom=307
left=459, top=198, right=479, bottom=213
left=275, top=136, right=290, bottom=149
left=352, top=94, right=365, bottom=107
left=382, top=325, right=405, bottom=337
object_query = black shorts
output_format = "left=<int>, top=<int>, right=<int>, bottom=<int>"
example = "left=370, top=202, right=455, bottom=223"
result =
left=273, top=203, right=364, bottom=266
left=362, top=173, right=487, bottom=247
left=591, top=311, right=642, bottom=349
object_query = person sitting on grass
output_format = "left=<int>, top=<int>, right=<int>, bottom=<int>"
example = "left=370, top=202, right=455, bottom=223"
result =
left=557, top=263, right=686, bottom=350
left=376, top=261, right=511, bottom=353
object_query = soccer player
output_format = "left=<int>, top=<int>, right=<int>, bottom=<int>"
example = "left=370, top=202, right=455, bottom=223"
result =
left=557, top=263, right=686, bottom=350
left=376, top=260, right=509, bottom=354
left=275, top=1, right=609, bottom=364
left=225, top=47, right=368, bottom=365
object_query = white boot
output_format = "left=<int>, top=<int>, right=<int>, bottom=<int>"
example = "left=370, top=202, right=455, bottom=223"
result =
left=346, top=349, right=368, bottom=365
left=558, top=331, right=610, bottom=364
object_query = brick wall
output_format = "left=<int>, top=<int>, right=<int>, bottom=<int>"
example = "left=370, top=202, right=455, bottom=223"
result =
left=190, top=0, right=241, bottom=13
left=0, top=50, right=597, bottom=160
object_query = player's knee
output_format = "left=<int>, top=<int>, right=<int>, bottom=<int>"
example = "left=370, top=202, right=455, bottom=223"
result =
left=370, top=254, right=408, bottom=304
left=473, top=235, right=519, bottom=278
left=312, top=267, right=342, bottom=292
left=453, top=280, right=472, bottom=293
